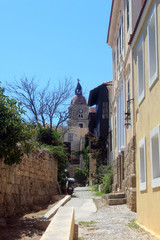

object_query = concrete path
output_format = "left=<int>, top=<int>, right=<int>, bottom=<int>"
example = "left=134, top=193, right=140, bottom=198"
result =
left=65, top=187, right=158, bottom=240
left=64, top=187, right=97, bottom=222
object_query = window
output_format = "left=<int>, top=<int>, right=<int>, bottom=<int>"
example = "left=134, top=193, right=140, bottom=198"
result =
left=117, top=82, right=125, bottom=153
left=150, top=126, right=160, bottom=188
left=114, top=51, right=116, bottom=83
left=102, top=102, right=108, bottom=119
left=68, top=133, right=73, bottom=141
left=139, top=137, right=146, bottom=191
left=137, top=35, right=145, bottom=105
left=79, top=123, right=83, bottom=128
left=126, top=0, right=130, bottom=32
left=110, top=131, right=112, bottom=152
left=127, top=78, right=130, bottom=113
left=117, top=38, right=119, bottom=65
left=79, top=114, right=83, bottom=118
left=115, top=115, right=117, bottom=149
left=121, top=15, right=124, bottom=50
left=147, top=4, right=158, bottom=88
left=119, top=27, right=121, bottom=55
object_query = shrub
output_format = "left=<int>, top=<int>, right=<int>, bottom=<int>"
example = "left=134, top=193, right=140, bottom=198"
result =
left=37, top=126, right=61, bottom=146
left=74, top=168, right=87, bottom=186
left=92, top=164, right=113, bottom=193
left=101, top=168, right=113, bottom=193
left=36, top=126, right=69, bottom=188
left=0, top=86, right=35, bottom=165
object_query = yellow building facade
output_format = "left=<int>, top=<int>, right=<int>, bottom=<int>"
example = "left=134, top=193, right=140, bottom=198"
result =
left=130, top=0, right=160, bottom=237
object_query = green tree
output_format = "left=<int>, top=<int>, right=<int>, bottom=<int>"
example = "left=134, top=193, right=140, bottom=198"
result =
left=0, top=86, right=35, bottom=165
left=74, top=168, right=87, bottom=186
left=36, top=126, right=69, bottom=188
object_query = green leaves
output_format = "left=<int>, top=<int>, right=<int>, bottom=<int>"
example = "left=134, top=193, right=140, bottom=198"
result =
left=36, top=126, right=69, bottom=188
left=74, top=168, right=87, bottom=186
left=0, top=86, right=35, bottom=165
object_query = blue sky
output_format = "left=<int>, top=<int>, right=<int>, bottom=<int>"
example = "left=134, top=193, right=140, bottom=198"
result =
left=0, top=0, right=112, bottom=100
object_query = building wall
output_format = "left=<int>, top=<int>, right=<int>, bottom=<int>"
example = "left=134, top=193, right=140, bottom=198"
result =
left=133, top=0, right=160, bottom=236
left=68, top=104, right=89, bottom=128
left=0, top=149, right=58, bottom=217
left=108, top=0, right=144, bottom=212
left=89, top=153, right=97, bottom=186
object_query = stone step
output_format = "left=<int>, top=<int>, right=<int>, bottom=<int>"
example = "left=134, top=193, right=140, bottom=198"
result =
left=108, top=192, right=125, bottom=199
left=108, top=198, right=126, bottom=205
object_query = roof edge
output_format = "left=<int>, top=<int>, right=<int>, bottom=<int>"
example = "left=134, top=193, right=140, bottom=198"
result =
left=107, top=0, right=115, bottom=45
left=128, top=0, right=148, bottom=45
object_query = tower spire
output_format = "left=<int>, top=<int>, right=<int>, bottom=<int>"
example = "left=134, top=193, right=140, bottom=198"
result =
left=75, top=79, right=82, bottom=95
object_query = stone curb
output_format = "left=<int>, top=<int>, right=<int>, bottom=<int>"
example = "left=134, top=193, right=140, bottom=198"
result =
left=40, top=207, right=75, bottom=240
left=43, top=195, right=71, bottom=220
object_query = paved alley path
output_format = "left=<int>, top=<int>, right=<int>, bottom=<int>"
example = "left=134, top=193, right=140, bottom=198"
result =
left=65, top=187, right=158, bottom=240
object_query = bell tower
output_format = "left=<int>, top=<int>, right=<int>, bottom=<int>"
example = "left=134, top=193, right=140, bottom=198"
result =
left=68, top=80, right=89, bottom=128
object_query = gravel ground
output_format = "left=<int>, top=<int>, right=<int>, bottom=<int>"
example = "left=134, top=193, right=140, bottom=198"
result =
left=77, top=189, right=158, bottom=240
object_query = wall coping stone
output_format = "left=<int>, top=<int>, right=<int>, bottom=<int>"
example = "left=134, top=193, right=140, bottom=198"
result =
left=43, top=195, right=71, bottom=220
left=40, top=207, right=75, bottom=240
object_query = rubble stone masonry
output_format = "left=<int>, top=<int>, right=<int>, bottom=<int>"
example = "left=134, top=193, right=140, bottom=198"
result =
left=0, top=148, right=58, bottom=217
left=123, top=137, right=136, bottom=212
left=112, top=137, right=136, bottom=212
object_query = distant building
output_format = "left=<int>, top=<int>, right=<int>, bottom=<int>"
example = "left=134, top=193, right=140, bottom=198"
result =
left=63, top=80, right=89, bottom=177
left=88, top=81, right=112, bottom=185
left=88, top=81, right=113, bottom=164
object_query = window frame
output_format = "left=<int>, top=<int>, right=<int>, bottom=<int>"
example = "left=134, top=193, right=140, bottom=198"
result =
left=147, top=3, right=158, bottom=89
left=126, top=0, right=130, bottom=33
left=115, top=113, right=117, bottom=150
left=68, top=133, right=73, bottom=142
left=114, top=50, right=117, bottom=84
left=79, top=123, right=83, bottom=128
left=137, top=35, right=145, bottom=105
left=150, top=125, right=160, bottom=188
left=139, top=137, right=147, bottom=191
left=127, top=73, right=130, bottom=114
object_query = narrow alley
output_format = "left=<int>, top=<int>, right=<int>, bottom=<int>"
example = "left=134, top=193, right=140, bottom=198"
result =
left=66, top=187, right=157, bottom=240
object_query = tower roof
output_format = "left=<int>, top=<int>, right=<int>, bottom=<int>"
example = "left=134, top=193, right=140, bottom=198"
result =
left=75, top=79, right=82, bottom=96
left=71, top=79, right=87, bottom=105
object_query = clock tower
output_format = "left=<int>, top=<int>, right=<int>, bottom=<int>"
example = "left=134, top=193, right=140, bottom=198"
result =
left=63, top=80, right=89, bottom=177
left=68, top=79, right=89, bottom=128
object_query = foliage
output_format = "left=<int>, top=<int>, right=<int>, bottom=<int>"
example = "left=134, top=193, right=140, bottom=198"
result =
left=78, top=221, right=96, bottom=227
left=0, top=86, right=35, bottom=165
left=36, top=126, right=69, bottom=188
left=101, top=166, right=113, bottom=193
left=79, top=145, right=89, bottom=182
left=37, top=126, right=61, bottom=146
left=74, top=168, right=87, bottom=186
left=128, top=220, right=140, bottom=229
left=94, top=191, right=105, bottom=197
left=92, top=164, right=113, bottom=194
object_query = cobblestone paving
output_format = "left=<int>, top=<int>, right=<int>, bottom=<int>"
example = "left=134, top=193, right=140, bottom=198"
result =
left=76, top=190, right=158, bottom=240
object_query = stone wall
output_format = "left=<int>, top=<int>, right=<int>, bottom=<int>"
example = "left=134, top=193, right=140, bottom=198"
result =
left=68, top=164, right=80, bottom=178
left=123, top=136, right=136, bottom=212
left=112, top=137, right=136, bottom=212
left=89, top=154, right=97, bottom=186
left=0, top=148, right=58, bottom=217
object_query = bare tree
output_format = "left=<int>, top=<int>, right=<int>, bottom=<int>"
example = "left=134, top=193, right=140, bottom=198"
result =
left=6, top=77, right=74, bottom=128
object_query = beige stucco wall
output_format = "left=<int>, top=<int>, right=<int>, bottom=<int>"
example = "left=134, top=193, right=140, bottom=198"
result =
left=0, top=149, right=58, bottom=217
left=63, top=126, right=88, bottom=152
left=111, top=0, right=138, bottom=160
left=133, top=0, right=160, bottom=236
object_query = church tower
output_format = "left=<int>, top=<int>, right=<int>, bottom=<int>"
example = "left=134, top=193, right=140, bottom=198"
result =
left=68, top=79, right=89, bottom=128
left=64, top=80, right=89, bottom=177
